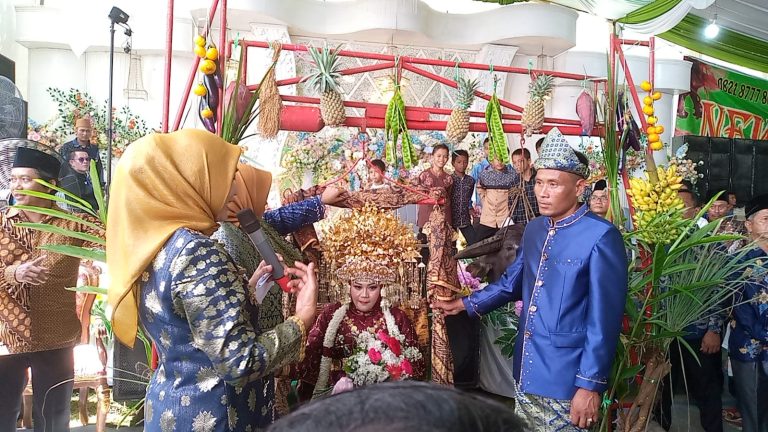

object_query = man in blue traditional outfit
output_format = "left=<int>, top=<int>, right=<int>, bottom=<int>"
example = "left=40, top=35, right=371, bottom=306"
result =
left=728, top=194, right=768, bottom=432
left=433, top=128, right=628, bottom=430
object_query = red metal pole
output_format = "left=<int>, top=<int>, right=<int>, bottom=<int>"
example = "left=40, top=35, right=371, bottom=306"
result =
left=239, top=40, right=604, bottom=82
left=280, top=95, right=582, bottom=126
left=615, top=36, right=649, bottom=134
left=216, top=0, right=227, bottom=134
left=171, top=0, right=220, bottom=131
left=161, top=0, right=174, bottom=133
left=402, top=63, right=525, bottom=113
left=618, top=38, right=650, bottom=47
left=649, top=36, right=655, bottom=89
left=274, top=61, right=396, bottom=88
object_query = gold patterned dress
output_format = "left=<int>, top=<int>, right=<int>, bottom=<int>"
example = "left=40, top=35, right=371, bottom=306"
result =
left=138, top=228, right=304, bottom=432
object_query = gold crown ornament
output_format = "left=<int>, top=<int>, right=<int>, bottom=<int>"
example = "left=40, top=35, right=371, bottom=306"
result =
left=320, top=203, right=421, bottom=304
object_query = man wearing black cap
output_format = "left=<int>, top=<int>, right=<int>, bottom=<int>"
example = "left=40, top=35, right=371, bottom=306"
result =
left=727, top=194, right=768, bottom=432
left=589, top=180, right=609, bottom=219
left=0, top=147, right=97, bottom=431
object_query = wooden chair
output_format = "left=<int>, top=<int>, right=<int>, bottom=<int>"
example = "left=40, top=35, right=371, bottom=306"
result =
left=21, top=261, right=110, bottom=431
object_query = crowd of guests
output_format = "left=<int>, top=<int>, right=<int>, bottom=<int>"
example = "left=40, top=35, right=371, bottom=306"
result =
left=0, top=120, right=765, bottom=432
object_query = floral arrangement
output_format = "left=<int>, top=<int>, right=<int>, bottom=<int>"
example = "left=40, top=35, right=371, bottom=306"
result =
left=343, top=328, right=422, bottom=386
left=578, top=138, right=607, bottom=184
left=457, top=261, right=481, bottom=296
left=313, top=300, right=421, bottom=398
left=46, top=88, right=150, bottom=155
left=26, top=120, right=60, bottom=148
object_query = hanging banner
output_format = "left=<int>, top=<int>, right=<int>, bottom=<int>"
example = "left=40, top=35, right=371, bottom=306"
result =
left=675, top=58, right=768, bottom=140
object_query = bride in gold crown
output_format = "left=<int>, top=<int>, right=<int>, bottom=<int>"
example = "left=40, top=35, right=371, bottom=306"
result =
left=294, top=205, right=425, bottom=400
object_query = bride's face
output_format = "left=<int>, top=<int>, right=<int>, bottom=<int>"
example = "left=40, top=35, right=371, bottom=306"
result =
left=350, top=281, right=382, bottom=312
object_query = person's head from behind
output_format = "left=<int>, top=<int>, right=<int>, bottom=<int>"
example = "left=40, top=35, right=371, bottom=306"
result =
left=452, top=150, right=469, bottom=175
left=69, top=150, right=91, bottom=175
left=677, top=189, right=700, bottom=220
left=268, top=381, right=527, bottom=432
left=533, top=129, right=588, bottom=221
left=745, top=194, right=768, bottom=243
left=10, top=147, right=61, bottom=208
left=706, top=191, right=730, bottom=220
left=589, top=180, right=609, bottom=218
left=432, top=144, right=450, bottom=170
left=75, top=118, right=93, bottom=144
left=369, top=159, right=386, bottom=185
left=511, top=148, right=531, bottom=174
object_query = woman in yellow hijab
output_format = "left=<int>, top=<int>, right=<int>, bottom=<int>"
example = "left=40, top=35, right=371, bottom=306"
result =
left=107, top=129, right=318, bottom=432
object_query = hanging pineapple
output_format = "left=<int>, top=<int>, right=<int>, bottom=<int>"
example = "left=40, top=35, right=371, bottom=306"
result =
left=521, top=74, right=554, bottom=137
left=305, top=45, right=346, bottom=126
left=445, top=76, right=479, bottom=144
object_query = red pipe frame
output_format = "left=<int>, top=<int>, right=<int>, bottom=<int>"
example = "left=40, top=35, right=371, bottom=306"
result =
left=161, top=0, right=174, bottom=133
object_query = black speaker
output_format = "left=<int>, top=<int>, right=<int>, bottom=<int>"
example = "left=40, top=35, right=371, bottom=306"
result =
left=112, top=340, right=149, bottom=401
left=0, top=54, right=14, bottom=83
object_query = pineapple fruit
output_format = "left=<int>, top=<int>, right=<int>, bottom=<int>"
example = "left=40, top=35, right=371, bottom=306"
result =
left=306, top=45, right=346, bottom=126
left=446, top=76, right=479, bottom=144
left=521, top=74, right=554, bottom=136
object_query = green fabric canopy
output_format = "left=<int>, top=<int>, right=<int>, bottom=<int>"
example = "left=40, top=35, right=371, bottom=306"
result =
left=618, top=0, right=680, bottom=24
left=659, top=14, right=768, bottom=74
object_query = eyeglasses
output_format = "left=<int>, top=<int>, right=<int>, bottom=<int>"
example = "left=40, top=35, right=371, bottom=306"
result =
left=590, top=195, right=609, bottom=202
left=74, top=157, right=90, bottom=163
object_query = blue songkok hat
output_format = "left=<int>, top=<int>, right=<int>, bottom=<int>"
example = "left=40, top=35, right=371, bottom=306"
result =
left=533, top=128, right=589, bottom=179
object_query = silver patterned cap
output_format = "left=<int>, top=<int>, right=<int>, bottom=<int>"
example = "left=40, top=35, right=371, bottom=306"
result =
left=533, top=128, right=589, bottom=179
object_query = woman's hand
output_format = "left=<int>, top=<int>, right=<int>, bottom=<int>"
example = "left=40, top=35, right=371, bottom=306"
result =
left=246, top=260, right=275, bottom=304
left=332, top=376, right=354, bottom=395
left=286, top=261, right=318, bottom=329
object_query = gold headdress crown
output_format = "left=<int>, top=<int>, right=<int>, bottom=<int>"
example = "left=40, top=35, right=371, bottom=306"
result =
left=321, top=203, right=420, bottom=302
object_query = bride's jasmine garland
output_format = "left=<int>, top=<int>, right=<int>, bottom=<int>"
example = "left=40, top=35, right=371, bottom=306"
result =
left=312, top=300, right=421, bottom=398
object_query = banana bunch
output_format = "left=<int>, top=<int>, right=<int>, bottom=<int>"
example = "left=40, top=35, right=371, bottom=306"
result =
left=626, top=165, right=686, bottom=244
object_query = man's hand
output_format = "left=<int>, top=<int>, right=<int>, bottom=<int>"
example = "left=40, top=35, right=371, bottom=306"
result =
left=320, top=186, right=344, bottom=205
left=701, top=330, right=721, bottom=354
left=570, top=388, right=600, bottom=429
left=430, top=298, right=466, bottom=316
left=14, top=255, right=49, bottom=285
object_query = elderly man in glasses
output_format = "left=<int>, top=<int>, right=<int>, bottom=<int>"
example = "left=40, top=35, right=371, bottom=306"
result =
left=58, top=150, right=100, bottom=212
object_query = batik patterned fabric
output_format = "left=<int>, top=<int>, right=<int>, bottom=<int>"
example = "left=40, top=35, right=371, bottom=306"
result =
left=533, top=128, right=589, bottom=179
left=139, top=228, right=304, bottom=432
left=509, top=170, right=539, bottom=225
left=728, top=246, right=768, bottom=363
left=514, top=384, right=589, bottom=431
left=0, top=208, right=98, bottom=355
left=451, top=173, right=475, bottom=229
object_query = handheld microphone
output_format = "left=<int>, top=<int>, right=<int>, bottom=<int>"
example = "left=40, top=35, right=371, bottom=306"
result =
left=236, top=209, right=291, bottom=292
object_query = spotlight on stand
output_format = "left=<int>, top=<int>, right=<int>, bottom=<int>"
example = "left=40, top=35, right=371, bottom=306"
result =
left=105, top=6, right=130, bottom=202
left=704, top=14, right=719, bottom=39
left=109, top=7, right=129, bottom=25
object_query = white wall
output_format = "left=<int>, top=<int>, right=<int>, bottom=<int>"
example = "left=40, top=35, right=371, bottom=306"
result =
left=0, top=0, right=31, bottom=96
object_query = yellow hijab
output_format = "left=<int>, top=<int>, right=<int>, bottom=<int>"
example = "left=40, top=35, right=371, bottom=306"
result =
left=225, top=163, right=272, bottom=223
left=107, top=129, right=242, bottom=347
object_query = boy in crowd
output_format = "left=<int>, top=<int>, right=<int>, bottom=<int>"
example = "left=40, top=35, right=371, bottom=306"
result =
left=450, top=150, right=476, bottom=245
left=477, top=155, right=518, bottom=241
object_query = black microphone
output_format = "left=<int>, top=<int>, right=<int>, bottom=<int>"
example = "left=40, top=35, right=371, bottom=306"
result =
left=236, top=209, right=290, bottom=292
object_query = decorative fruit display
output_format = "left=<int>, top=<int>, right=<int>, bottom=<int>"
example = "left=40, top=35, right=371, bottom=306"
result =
left=639, top=80, right=664, bottom=151
left=485, top=85, right=509, bottom=164
left=305, top=45, right=346, bottom=126
left=617, top=87, right=641, bottom=151
left=626, top=165, right=685, bottom=244
left=384, top=84, right=417, bottom=169
left=521, top=74, right=554, bottom=136
left=193, top=33, right=222, bottom=134
left=576, top=90, right=595, bottom=136
left=445, top=76, right=479, bottom=144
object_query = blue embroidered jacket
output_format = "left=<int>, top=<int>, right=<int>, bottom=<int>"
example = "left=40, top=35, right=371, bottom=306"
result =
left=462, top=204, right=628, bottom=400
left=728, top=246, right=768, bottom=363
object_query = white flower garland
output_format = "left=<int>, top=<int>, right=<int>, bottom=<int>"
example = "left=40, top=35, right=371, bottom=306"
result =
left=312, top=300, right=406, bottom=399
